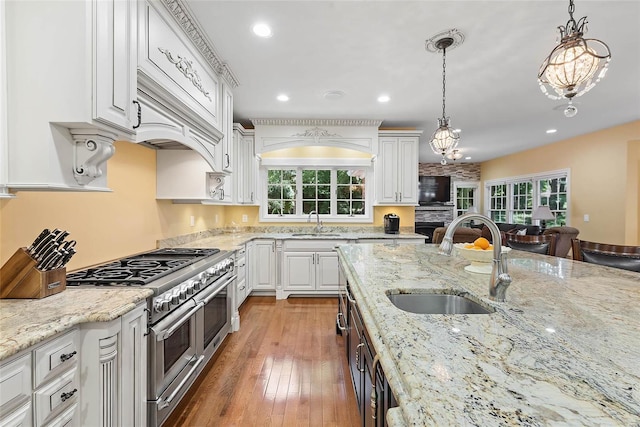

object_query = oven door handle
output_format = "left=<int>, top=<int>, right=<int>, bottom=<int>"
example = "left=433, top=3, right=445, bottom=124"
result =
left=200, top=274, right=237, bottom=306
left=153, top=304, right=201, bottom=341
left=157, top=355, right=205, bottom=410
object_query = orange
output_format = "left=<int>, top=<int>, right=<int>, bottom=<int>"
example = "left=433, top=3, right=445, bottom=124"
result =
left=473, top=237, right=490, bottom=250
left=464, top=244, right=474, bottom=249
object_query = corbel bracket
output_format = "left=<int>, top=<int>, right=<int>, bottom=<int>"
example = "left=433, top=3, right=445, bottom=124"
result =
left=70, top=129, right=116, bottom=185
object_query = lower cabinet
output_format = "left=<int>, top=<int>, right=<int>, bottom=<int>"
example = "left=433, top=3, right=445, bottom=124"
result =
left=0, top=328, right=80, bottom=427
left=250, top=239, right=276, bottom=292
left=281, top=240, right=345, bottom=298
left=346, top=287, right=397, bottom=427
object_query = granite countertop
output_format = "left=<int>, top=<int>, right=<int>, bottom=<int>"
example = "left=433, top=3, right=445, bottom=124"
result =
left=336, top=243, right=640, bottom=426
left=160, top=230, right=425, bottom=251
left=0, top=288, right=152, bottom=361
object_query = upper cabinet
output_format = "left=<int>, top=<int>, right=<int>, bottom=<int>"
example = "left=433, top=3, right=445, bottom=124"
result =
left=2, top=0, right=238, bottom=193
left=375, top=130, right=422, bottom=205
left=3, top=0, right=138, bottom=191
left=233, top=124, right=258, bottom=205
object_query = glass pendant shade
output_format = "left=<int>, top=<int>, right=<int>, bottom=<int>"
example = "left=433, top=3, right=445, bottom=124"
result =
left=538, top=1, right=611, bottom=101
left=429, top=117, right=459, bottom=158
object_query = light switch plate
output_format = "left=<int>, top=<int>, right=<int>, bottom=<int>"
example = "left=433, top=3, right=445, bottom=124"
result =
left=242, top=214, right=248, bottom=223
left=583, top=214, right=590, bottom=222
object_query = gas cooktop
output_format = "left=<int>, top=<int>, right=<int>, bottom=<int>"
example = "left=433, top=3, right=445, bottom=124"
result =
left=66, top=248, right=220, bottom=286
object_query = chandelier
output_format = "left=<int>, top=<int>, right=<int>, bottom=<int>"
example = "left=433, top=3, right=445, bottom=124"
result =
left=446, top=149, right=463, bottom=161
left=538, top=0, right=611, bottom=116
left=426, top=31, right=463, bottom=165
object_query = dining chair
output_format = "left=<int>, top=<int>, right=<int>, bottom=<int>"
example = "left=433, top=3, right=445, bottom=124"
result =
left=504, top=233, right=557, bottom=256
left=571, top=239, right=640, bottom=273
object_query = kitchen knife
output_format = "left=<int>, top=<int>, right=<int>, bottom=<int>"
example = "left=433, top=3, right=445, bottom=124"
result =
left=35, top=239, right=59, bottom=262
left=31, top=232, right=56, bottom=259
left=53, top=247, right=76, bottom=269
left=38, top=248, right=62, bottom=270
left=27, top=229, right=50, bottom=255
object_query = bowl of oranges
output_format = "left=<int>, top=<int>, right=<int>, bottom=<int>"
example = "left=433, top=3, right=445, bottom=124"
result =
left=454, top=237, right=511, bottom=274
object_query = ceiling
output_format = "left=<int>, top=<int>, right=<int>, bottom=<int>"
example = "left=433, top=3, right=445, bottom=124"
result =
left=185, top=0, right=640, bottom=163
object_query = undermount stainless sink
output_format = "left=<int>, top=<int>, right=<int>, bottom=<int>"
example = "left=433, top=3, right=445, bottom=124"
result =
left=387, top=292, right=494, bottom=314
left=291, top=233, right=341, bottom=237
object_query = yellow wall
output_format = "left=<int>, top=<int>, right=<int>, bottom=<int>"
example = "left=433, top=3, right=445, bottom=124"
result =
left=481, top=120, right=640, bottom=245
left=225, top=205, right=415, bottom=227
left=0, top=141, right=225, bottom=270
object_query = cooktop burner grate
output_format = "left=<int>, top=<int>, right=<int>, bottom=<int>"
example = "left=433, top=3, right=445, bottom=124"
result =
left=66, top=248, right=220, bottom=286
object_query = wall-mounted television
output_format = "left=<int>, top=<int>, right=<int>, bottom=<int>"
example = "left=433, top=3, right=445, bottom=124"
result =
left=418, top=176, right=451, bottom=206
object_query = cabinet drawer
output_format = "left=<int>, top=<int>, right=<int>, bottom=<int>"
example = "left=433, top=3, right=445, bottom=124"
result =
left=34, top=330, right=79, bottom=388
left=283, top=239, right=346, bottom=251
left=33, top=368, right=78, bottom=426
left=40, top=402, right=77, bottom=427
left=0, top=399, right=32, bottom=427
left=0, top=353, right=31, bottom=416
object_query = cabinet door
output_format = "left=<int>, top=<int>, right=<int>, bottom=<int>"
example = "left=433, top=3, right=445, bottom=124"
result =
left=282, top=252, right=315, bottom=291
left=377, top=137, right=399, bottom=204
left=221, top=85, right=233, bottom=172
left=94, top=0, right=137, bottom=133
left=396, top=137, right=418, bottom=204
left=253, top=240, right=276, bottom=290
left=316, top=251, right=340, bottom=291
left=0, top=353, right=32, bottom=423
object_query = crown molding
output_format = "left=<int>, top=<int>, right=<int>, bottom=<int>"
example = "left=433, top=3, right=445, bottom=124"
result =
left=250, top=119, right=383, bottom=127
left=160, top=0, right=240, bottom=88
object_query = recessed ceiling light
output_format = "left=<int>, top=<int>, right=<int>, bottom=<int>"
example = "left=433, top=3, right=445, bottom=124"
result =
left=324, top=90, right=345, bottom=100
left=276, top=94, right=289, bottom=102
left=377, top=95, right=390, bottom=103
left=546, top=129, right=557, bottom=134
left=465, top=156, right=471, bottom=160
left=252, top=23, right=272, bottom=38
left=454, top=128, right=462, bottom=133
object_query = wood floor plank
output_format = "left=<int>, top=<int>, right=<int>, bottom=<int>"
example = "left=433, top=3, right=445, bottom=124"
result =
left=165, top=296, right=360, bottom=427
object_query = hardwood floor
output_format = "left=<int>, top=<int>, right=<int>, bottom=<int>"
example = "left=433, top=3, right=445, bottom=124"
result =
left=165, top=297, right=361, bottom=427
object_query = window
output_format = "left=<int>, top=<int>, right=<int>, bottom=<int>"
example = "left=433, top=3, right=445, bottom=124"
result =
left=453, top=181, right=479, bottom=217
left=267, top=169, right=296, bottom=215
left=539, top=176, right=568, bottom=227
left=485, top=170, right=570, bottom=226
left=489, top=184, right=507, bottom=222
left=261, top=161, right=371, bottom=221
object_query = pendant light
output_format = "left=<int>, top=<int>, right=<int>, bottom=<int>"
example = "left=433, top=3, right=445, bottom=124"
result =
left=426, top=30, right=464, bottom=165
left=538, top=0, right=611, bottom=116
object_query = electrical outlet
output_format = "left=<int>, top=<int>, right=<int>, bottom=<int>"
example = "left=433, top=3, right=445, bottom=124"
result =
left=583, top=214, right=590, bottom=222
left=215, top=214, right=219, bottom=223
left=190, top=215, right=195, bottom=227
left=242, top=214, right=248, bottom=223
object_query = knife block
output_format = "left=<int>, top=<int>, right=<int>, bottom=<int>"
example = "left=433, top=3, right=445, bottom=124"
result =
left=0, top=248, right=66, bottom=299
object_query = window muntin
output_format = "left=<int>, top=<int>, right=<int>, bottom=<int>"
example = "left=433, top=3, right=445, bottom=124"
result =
left=455, top=187, right=476, bottom=217
left=511, top=181, right=533, bottom=224
left=264, top=166, right=368, bottom=219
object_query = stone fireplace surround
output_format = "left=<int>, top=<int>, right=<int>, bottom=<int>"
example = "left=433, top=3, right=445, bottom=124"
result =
left=416, top=162, right=480, bottom=225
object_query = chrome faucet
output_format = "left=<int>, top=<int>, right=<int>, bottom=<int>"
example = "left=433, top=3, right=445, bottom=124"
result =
left=308, top=210, right=323, bottom=233
left=439, top=213, right=512, bottom=302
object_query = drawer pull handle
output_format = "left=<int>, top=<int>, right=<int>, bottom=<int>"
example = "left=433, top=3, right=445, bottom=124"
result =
left=60, top=388, right=77, bottom=402
left=60, top=351, right=77, bottom=362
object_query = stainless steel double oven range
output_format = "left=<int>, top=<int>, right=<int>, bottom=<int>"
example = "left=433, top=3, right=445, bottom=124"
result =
left=66, top=247, right=236, bottom=426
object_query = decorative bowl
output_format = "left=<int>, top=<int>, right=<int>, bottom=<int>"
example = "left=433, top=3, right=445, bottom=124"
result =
left=454, top=243, right=511, bottom=274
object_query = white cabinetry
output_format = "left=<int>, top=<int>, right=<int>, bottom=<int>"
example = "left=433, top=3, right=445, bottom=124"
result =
left=281, top=240, right=345, bottom=298
left=4, top=0, right=137, bottom=190
left=375, top=131, right=422, bottom=205
left=221, top=85, right=234, bottom=173
left=233, top=124, right=258, bottom=205
left=79, top=303, right=146, bottom=427
left=156, top=150, right=231, bottom=204
left=250, top=239, right=277, bottom=293
left=0, top=329, right=80, bottom=427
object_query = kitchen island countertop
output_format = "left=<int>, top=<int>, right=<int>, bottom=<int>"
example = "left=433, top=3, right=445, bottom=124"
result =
left=337, top=243, right=640, bottom=426
left=0, top=288, right=152, bottom=361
